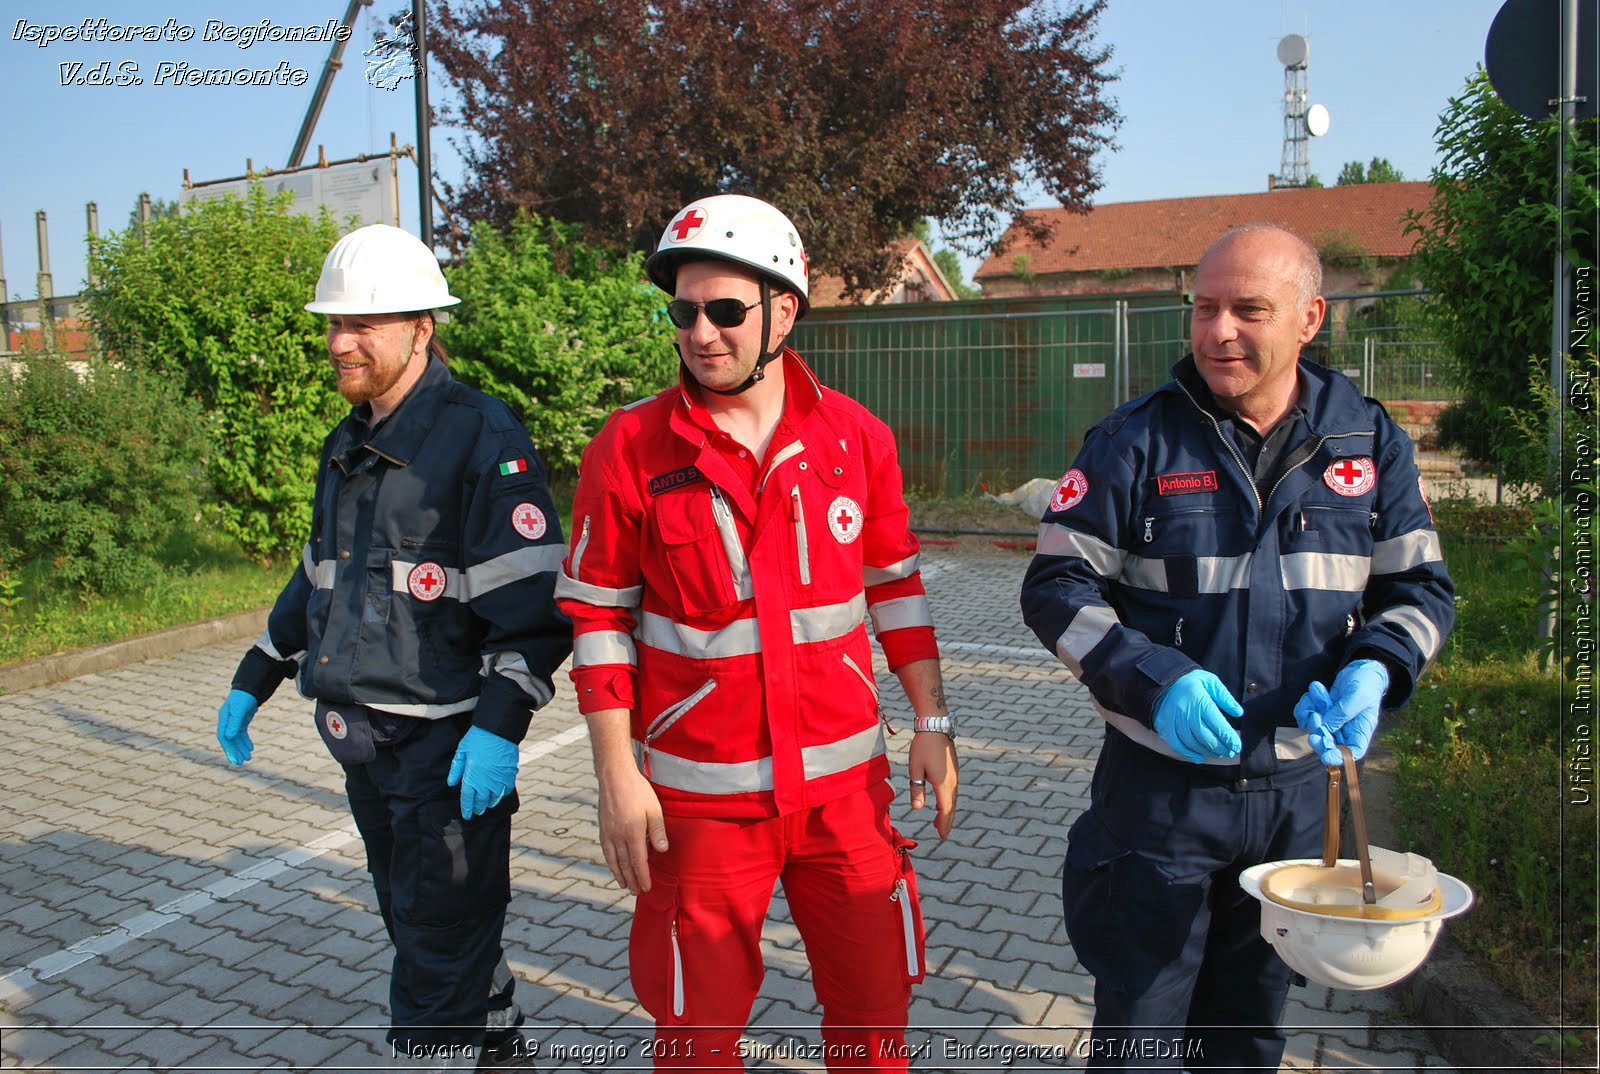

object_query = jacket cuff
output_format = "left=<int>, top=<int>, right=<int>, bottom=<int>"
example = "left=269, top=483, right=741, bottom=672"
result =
left=231, top=647, right=291, bottom=703
left=472, top=677, right=534, bottom=743
left=1346, top=645, right=1415, bottom=708
left=879, top=626, right=939, bottom=670
left=1130, top=647, right=1198, bottom=727
left=570, top=665, right=637, bottom=715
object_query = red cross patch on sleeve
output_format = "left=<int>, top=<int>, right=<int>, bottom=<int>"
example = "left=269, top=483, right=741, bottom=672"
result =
left=1051, top=469, right=1089, bottom=512
left=1323, top=456, right=1377, bottom=496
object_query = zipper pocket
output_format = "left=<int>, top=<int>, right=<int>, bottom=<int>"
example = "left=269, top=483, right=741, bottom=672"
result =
left=790, top=485, right=811, bottom=585
left=1173, top=617, right=1184, bottom=647
left=842, top=653, right=894, bottom=735
left=892, top=878, right=919, bottom=978
left=709, top=488, right=751, bottom=599
left=642, top=679, right=718, bottom=773
left=671, top=918, right=685, bottom=1018
left=571, top=515, right=591, bottom=579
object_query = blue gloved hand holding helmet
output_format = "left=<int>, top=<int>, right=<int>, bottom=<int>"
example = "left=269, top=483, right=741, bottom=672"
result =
left=1153, top=669, right=1243, bottom=764
left=447, top=726, right=521, bottom=819
left=1294, top=658, right=1389, bottom=765
left=217, top=689, right=260, bottom=766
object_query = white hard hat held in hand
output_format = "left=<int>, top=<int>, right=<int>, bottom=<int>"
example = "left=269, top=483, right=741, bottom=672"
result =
left=306, top=224, right=461, bottom=322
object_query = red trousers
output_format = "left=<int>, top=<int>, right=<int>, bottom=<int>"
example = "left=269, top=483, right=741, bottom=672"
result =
left=629, top=781, right=926, bottom=1071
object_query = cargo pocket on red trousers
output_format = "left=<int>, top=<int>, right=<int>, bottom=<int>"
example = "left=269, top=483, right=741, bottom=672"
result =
left=890, top=832, right=927, bottom=983
left=629, top=873, right=686, bottom=1021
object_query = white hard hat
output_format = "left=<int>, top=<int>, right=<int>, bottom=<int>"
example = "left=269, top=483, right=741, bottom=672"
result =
left=306, top=224, right=461, bottom=322
left=1240, top=857, right=1473, bottom=990
left=646, top=195, right=809, bottom=316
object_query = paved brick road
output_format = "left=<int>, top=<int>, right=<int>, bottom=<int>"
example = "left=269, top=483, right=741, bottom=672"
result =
left=0, top=545, right=1456, bottom=1071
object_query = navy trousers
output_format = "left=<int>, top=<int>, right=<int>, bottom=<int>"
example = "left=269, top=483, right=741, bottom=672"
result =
left=1063, top=731, right=1326, bottom=1072
left=344, top=714, right=518, bottom=1054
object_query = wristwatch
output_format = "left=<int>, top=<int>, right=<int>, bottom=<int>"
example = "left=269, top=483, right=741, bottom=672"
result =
left=913, top=714, right=957, bottom=739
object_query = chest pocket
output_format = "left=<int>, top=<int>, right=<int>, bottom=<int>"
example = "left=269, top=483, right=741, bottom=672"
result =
left=653, top=487, right=742, bottom=617
left=1288, top=503, right=1376, bottom=552
left=1133, top=500, right=1248, bottom=600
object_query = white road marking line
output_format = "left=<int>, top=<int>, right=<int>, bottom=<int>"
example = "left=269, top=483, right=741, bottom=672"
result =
left=0, top=721, right=590, bottom=1005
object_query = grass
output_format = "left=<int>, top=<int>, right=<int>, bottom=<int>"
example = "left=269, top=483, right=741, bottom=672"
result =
left=0, top=527, right=286, bottom=669
left=1386, top=497, right=1596, bottom=1043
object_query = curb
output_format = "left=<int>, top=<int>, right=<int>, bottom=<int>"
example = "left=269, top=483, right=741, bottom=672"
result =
left=0, top=608, right=267, bottom=696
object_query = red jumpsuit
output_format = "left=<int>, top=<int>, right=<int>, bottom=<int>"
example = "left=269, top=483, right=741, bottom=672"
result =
left=557, top=351, right=937, bottom=1069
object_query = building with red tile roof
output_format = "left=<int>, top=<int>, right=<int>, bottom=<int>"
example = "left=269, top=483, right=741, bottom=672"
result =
left=810, top=239, right=960, bottom=307
left=975, top=182, right=1434, bottom=299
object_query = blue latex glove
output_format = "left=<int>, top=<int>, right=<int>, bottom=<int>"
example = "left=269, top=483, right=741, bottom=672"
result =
left=1153, top=670, right=1243, bottom=764
left=447, top=726, right=521, bottom=819
left=217, top=689, right=260, bottom=766
left=1295, top=659, right=1389, bottom=764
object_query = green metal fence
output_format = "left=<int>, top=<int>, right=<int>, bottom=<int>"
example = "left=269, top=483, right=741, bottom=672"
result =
left=791, top=289, right=1455, bottom=495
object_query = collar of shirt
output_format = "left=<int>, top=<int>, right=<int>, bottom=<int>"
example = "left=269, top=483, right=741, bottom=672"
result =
left=673, top=348, right=823, bottom=492
left=331, top=355, right=451, bottom=471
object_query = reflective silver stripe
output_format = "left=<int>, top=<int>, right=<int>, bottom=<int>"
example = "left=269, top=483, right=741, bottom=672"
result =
left=863, top=554, right=920, bottom=587
left=1366, top=604, right=1445, bottom=661
left=635, top=724, right=884, bottom=795
left=1372, top=529, right=1444, bottom=575
left=391, top=559, right=464, bottom=600
left=638, top=611, right=762, bottom=659
left=711, top=488, right=753, bottom=599
left=364, top=696, right=478, bottom=719
left=1121, top=553, right=1253, bottom=593
left=1274, top=726, right=1316, bottom=762
left=481, top=651, right=554, bottom=707
left=1280, top=552, right=1371, bottom=592
left=462, top=545, right=566, bottom=599
left=303, top=543, right=336, bottom=590
left=1036, top=523, right=1125, bottom=579
left=765, top=440, right=804, bottom=476
left=867, top=594, right=931, bottom=634
left=253, top=628, right=285, bottom=662
left=1098, top=703, right=1236, bottom=767
left=571, top=515, right=591, bottom=579
left=555, top=572, right=643, bottom=609
left=574, top=630, right=637, bottom=668
left=1054, top=603, right=1118, bottom=676
left=795, top=595, right=868, bottom=643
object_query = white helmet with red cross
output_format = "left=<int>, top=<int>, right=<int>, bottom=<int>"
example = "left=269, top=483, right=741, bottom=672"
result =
left=646, top=195, right=809, bottom=317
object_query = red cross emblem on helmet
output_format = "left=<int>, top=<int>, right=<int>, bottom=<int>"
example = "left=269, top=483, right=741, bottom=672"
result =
left=1322, top=456, right=1376, bottom=497
left=668, top=207, right=706, bottom=243
left=408, top=561, right=446, bottom=601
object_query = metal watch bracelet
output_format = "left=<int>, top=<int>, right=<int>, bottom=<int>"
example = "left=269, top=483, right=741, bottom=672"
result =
left=913, top=714, right=957, bottom=738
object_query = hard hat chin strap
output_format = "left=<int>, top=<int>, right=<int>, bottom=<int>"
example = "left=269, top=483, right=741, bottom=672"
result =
left=684, top=280, right=783, bottom=397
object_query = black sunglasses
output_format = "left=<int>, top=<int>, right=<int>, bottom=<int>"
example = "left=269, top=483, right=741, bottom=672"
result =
left=666, top=298, right=760, bottom=329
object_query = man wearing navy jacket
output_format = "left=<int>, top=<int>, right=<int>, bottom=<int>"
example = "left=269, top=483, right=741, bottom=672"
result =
left=1020, top=225, right=1454, bottom=1070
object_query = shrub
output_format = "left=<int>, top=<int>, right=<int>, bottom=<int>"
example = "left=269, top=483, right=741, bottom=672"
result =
left=86, top=184, right=345, bottom=562
left=441, top=213, right=677, bottom=474
left=0, top=356, right=208, bottom=594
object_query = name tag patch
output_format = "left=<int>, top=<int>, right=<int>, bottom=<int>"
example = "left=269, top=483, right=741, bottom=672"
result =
left=1156, top=470, right=1219, bottom=496
left=648, top=466, right=706, bottom=497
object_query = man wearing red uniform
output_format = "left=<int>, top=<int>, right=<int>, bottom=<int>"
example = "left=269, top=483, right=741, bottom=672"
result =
left=556, top=194, right=958, bottom=1069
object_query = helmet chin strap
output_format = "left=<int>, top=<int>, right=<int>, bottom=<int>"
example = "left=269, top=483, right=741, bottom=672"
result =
left=681, top=280, right=783, bottom=397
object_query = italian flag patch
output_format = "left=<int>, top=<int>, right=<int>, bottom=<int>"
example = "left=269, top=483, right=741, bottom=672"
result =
left=498, top=459, right=528, bottom=476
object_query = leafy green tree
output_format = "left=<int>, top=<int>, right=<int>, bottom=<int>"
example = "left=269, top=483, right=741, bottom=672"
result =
left=1405, top=68, right=1598, bottom=487
left=932, top=249, right=982, bottom=300
left=0, top=357, right=208, bottom=593
left=430, top=0, right=1120, bottom=295
left=441, top=214, right=677, bottom=473
left=1336, top=156, right=1406, bottom=184
left=87, top=185, right=345, bottom=561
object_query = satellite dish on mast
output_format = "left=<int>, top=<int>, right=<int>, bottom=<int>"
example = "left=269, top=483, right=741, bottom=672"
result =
left=1277, top=34, right=1309, bottom=67
left=1306, top=103, right=1332, bottom=137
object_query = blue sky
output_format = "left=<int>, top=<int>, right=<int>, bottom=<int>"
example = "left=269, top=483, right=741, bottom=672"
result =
left=1, top=0, right=1508, bottom=302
